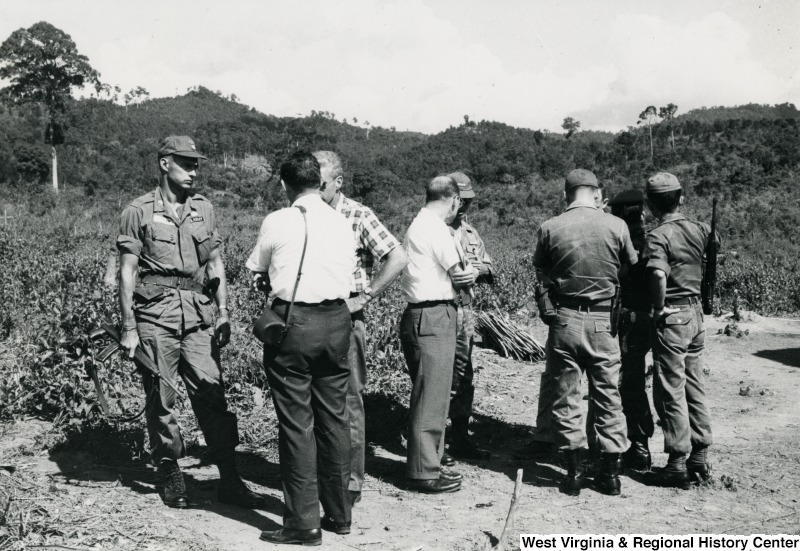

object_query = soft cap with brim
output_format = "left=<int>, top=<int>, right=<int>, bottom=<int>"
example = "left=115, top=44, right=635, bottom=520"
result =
left=447, top=171, right=476, bottom=198
left=646, top=172, right=681, bottom=194
left=158, top=135, right=207, bottom=159
left=565, top=168, right=598, bottom=190
left=608, top=189, right=644, bottom=206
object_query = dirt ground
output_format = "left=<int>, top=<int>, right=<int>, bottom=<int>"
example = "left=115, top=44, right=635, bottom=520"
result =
left=1, top=315, right=799, bottom=550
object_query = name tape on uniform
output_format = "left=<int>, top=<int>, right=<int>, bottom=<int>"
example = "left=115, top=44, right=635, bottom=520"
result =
left=520, top=535, right=800, bottom=551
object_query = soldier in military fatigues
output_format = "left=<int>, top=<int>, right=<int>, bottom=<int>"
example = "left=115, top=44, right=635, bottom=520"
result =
left=117, top=136, right=266, bottom=509
left=643, top=173, right=714, bottom=489
left=608, top=189, right=654, bottom=470
left=444, top=172, right=494, bottom=464
left=533, top=169, right=638, bottom=496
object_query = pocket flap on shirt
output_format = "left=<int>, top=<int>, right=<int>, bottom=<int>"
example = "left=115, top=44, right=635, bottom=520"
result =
left=150, top=224, right=175, bottom=243
left=192, top=228, right=212, bottom=243
left=595, top=321, right=611, bottom=333
left=664, top=312, right=691, bottom=326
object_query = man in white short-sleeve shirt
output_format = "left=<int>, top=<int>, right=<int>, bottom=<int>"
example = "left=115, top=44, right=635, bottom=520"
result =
left=399, top=176, right=477, bottom=494
left=247, top=151, right=356, bottom=546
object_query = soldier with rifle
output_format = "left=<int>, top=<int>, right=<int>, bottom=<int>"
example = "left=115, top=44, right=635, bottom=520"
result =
left=643, top=172, right=717, bottom=488
left=117, top=136, right=266, bottom=509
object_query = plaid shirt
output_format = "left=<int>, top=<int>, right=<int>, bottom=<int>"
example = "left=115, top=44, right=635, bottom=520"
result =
left=334, top=193, right=401, bottom=293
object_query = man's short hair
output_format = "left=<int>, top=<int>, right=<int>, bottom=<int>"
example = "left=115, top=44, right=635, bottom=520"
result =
left=280, top=151, right=321, bottom=192
left=647, top=189, right=682, bottom=213
left=565, top=185, right=596, bottom=203
left=312, top=151, right=343, bottom=180
left=425, top=176, right=459, bottom=203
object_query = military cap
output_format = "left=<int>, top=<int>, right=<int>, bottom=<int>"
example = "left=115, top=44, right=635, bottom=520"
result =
left=646, top=172, right=681, bottom=194
left=158, top=135, right=207, bottom=159
left=565, top=168, right=599, bottom=190
left=608, top=189, right=645, bottom=206
left=447, top=171, right=475, bottom=199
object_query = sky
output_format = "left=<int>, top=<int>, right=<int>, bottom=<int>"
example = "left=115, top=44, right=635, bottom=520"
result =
left=1, top=0, right=798, bottom=134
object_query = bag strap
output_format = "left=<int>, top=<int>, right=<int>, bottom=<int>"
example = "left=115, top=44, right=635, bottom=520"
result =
left=282, top=205, right=308, bottom=327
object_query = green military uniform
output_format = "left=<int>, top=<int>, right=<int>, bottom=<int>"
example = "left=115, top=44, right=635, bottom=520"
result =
left=533, top=169, right=637, bottom=496
left=117, top=187, right=238, bottom=463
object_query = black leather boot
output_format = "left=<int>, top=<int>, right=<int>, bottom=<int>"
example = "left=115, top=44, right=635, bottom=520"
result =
left=623, top=439, right=651, bottom=471
left=216, top=452, right=269, bottom=509
left=583, top=448, right=601, bottom=479
left=645, top=452, right=691, bottom=490
left=560, top=449, right=586, bottom=496
left=687, top=445, right=712, bottom=483
left=159, top=459, right=188, bottom=508
left=594, top=453, right=622, bottom=496
left=448, top=419, right=490, bottom=460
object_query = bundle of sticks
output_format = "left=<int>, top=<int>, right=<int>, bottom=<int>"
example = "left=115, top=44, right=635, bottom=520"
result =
left=476, top=310, right=545, bottom=362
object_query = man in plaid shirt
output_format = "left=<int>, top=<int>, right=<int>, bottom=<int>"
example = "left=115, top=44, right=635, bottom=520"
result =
left=313, top=151, right=409, bottom=507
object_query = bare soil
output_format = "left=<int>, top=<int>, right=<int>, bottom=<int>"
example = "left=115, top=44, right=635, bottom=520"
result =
left=1, top=316, right=799, bottom=550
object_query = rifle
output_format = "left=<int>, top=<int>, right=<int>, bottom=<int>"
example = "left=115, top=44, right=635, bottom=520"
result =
left=610, top=285, right=622, bottom=337
left=701, top=198, right=719, bottom=315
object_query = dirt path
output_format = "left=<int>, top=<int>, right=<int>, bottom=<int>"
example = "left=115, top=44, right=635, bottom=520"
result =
left=1, top=316, right=799, bottom=550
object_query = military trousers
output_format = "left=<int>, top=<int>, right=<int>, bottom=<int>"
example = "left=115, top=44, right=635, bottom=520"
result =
left=652, top=303, right=713, bottom=454
left=548, top=307, right=627, bottom=453
left=265, top=301, right=352, bottom=530
left=136, top=320, right=239, bottom=463
left=400, top=302, right=457, bottom=480
left=346, top=310, right=367, bottom=492
left=450, top=303, right=475, bottom=422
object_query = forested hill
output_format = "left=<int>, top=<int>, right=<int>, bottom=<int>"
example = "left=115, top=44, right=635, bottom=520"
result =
left=1, top=88, right=800, bottom=255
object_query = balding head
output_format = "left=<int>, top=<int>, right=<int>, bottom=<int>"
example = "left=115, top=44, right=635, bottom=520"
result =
left=425, top=176, right=460, bottom=204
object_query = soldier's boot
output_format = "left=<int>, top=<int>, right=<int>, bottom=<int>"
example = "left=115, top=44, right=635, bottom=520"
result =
left=560, top=449, right=586, bottom=497
left=216, top=452, right=269, bottom=509
left=645, top=452, right=691, bottom=490
left=583, top=447, right=602, bottom=479
left=448, top=419, right=490, bottom=460
left=623, top=437, right=652, bottom=472
left=159, top=459, right=189, bottom=509
left=594, top=453, right=622, bottom=496
left=687, top=445, right=712, bottom=484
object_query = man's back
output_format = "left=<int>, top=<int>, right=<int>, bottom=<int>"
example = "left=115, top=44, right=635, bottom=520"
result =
left=534, top=204, right=637, bottom=302
left=646, top=214, right=710, bottom=299
left=246, top=194, right=355, bottom=302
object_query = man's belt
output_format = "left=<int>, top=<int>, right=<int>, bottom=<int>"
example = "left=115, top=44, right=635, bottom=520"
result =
left=665, top=295, right=701, bottom=307
left=556, top=297, right=613, bottom=313
left=407, top=299, right=457, bottom=309
left=140, top=274, right=205, bottom=294
left=273, top=297, right=345, bottom=308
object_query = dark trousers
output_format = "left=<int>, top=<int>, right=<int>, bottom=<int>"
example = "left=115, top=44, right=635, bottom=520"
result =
left=652, top=303, right=712, bottom=454
left=265, top=301, right=352, bottom=530
left=400, top=303, right=457, bottom=479
left=619, top=310, right=654, bottom=440
left=137, top=320, right=238, bottom=463
left=450, top=304, right=475, bottom=422
left=346, top=311, right=367, bottom=492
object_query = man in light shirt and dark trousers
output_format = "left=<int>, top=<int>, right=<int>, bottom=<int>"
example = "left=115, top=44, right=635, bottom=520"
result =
left=400, top=176, right=478, bottom=494
left=246, top=151, right=356, bottom=546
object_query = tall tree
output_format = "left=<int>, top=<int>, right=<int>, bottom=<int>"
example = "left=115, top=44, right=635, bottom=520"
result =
left=658, top=103, right=679, bottom=151
left=561, top=116, right=581, bottom=139
left=0, top=22, right=102, bottom=192
left=638, top=105, right=658, bottom=162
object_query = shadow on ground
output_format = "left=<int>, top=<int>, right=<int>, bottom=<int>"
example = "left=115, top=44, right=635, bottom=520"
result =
left=47, top=421, right=283, bottom=532
left=753, top=348, right=800, bottom=369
